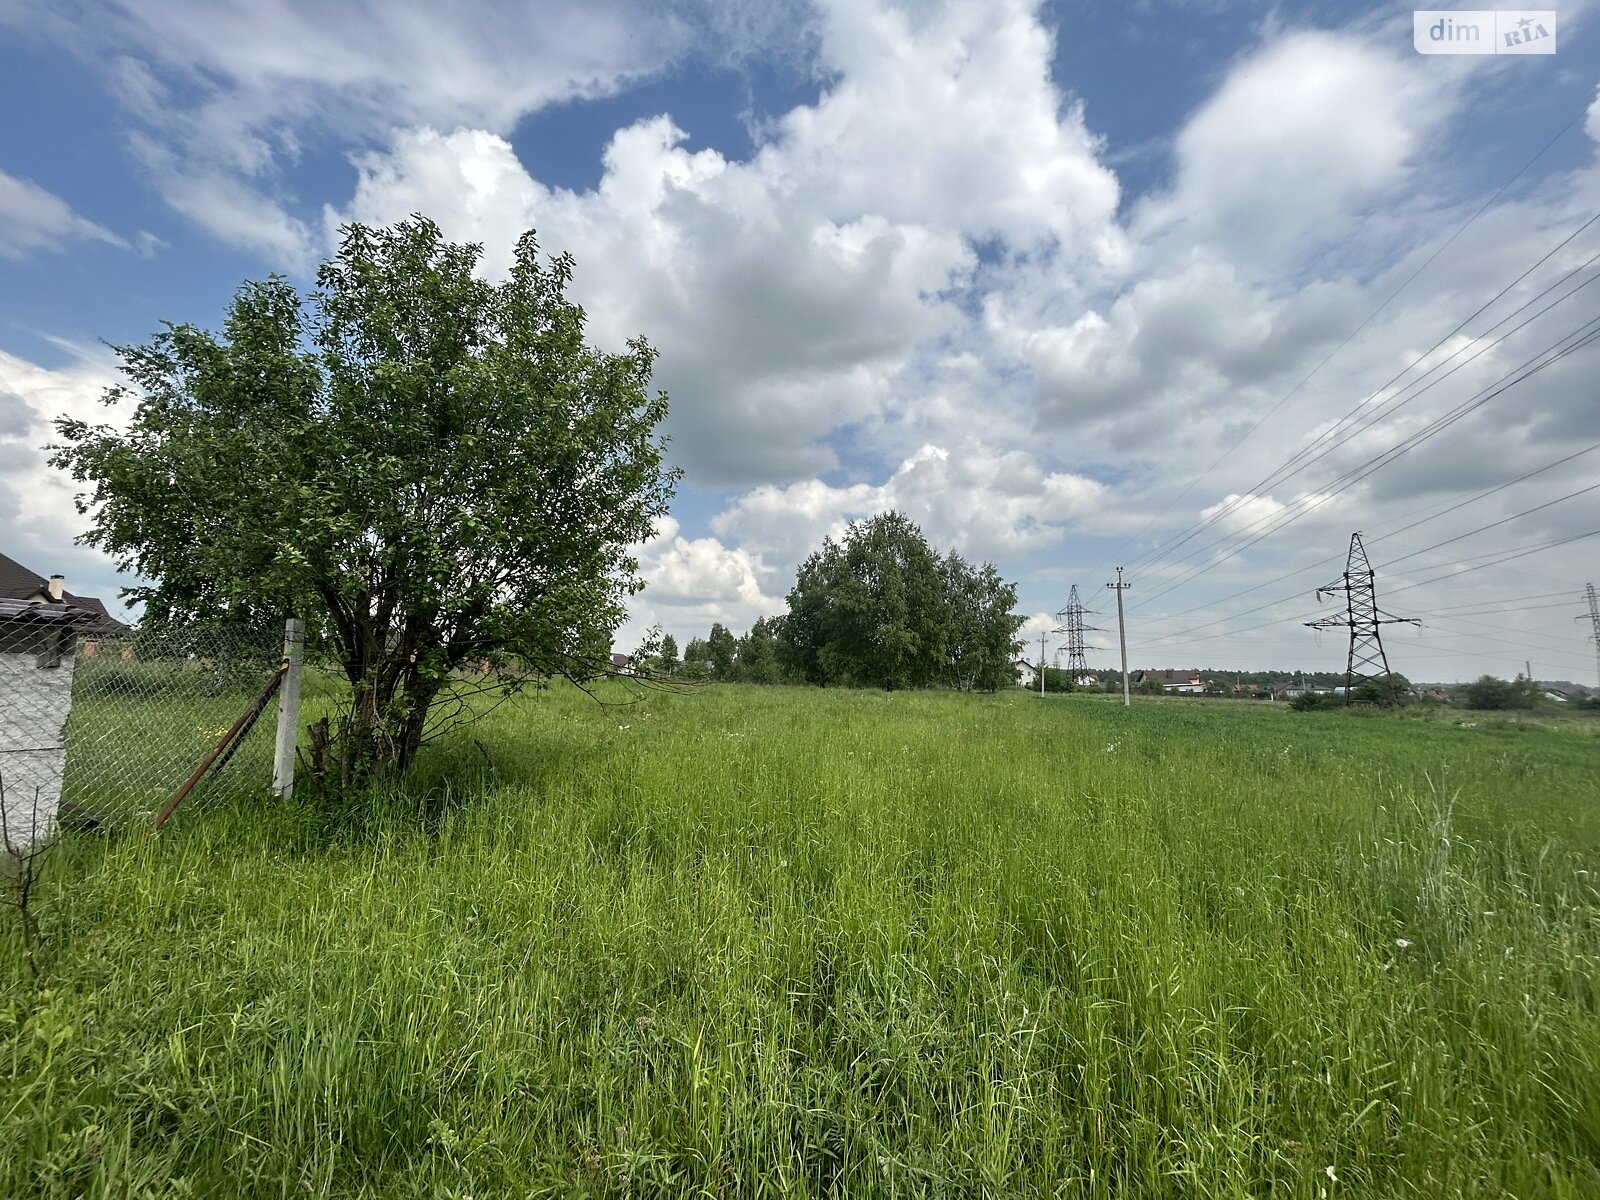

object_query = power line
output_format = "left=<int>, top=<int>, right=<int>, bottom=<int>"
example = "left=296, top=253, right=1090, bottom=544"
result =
left=1128, top=315, right=1600, bottom=609
left=1127, top=284, right=1600, bottom=595
left=1385, top=528, right=1600, bottom=598
left=1131, top=441, right=1600, bottom=630
left=1086, top=107, right=1594, bottom=578
left=1140, top=528, right=1600, bottom=649
left=1419, top=595, right=1583, bottom=617
left=1373, top=479, right=1600, bottom=572
left=1117, top=208, right=1600, bottom=577
left=1425, top=612, right=1589, bottom=655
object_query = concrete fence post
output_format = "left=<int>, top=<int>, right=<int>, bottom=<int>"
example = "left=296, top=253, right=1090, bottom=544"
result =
left=272, top=618, right=305, bottom=798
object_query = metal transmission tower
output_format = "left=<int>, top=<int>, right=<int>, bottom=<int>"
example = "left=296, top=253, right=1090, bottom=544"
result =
left=1054, top=584, right=1104, bottom=680
left=1305, top=532, right=1419, bottom=704
left=1579, top=583, right=1600, bottom=688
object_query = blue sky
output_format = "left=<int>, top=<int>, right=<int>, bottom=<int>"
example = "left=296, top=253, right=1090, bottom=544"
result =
left=2, top=0, right=1598, bottom=682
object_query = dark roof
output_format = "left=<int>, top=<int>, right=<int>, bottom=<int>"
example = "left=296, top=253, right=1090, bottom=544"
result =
left=0, top=551, right=43, bottom=598
left=0, top=552, right=127, bottom=633
left=0, top=597, right=107, bottom=630
left=1139, top=669, right=1205, bottom=685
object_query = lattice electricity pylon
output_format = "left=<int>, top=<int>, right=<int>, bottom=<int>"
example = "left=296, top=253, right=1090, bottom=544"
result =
left=1053, top=584, right=1106, bottom=679
left=1579, top=582, right=1600, bottom=689
left=1305, top=532, right=1418, bottom=705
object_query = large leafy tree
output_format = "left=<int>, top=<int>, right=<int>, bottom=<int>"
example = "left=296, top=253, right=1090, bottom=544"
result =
left=779, top=511, right=960, bottom=690
left=52, top=216, right=678, bottom=786
left=941, top=551, right=1024, bottom=692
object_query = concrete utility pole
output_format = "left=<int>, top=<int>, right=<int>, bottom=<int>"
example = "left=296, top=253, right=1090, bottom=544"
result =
left=1038, top=631, right=1048, bottom=696
left=1580, top=583, right=1600, bottom=689
left=1108, top=567, right=1131, bottom=707
left=272, top=618, right=305, bottom=798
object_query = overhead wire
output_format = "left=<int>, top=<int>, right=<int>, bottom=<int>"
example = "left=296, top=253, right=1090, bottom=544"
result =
left=1127, top=313, right=1600, bottom=609
left=1123, top=440, right=1600, bottom=629
left=1082, top=105, right=1594, bottom=579
left=1116, top=204, right=1600, bottom=576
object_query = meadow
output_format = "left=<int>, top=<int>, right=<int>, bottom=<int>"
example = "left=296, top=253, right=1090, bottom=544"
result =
left=4, top=684, right=1599, bottom=1198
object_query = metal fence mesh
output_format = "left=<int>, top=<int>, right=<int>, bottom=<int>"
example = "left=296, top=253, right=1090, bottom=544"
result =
left=2, top=617, right=283, bottom=848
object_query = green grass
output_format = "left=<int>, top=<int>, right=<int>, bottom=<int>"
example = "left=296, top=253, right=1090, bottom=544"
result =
left=5, top=685, right=1599, bottom=1198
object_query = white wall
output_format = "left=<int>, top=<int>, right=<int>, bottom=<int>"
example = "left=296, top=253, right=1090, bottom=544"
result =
left=0, top=644, right=75, bottom=851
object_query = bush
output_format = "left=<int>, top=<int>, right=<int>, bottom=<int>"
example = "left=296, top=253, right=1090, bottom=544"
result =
left=1461, top=675, right=1537, bottom=711
left=1290, top=691, right=1339, bottom=712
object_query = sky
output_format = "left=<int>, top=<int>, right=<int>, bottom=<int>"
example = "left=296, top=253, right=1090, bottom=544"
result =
left=2, top=0, right=1599, bottom=684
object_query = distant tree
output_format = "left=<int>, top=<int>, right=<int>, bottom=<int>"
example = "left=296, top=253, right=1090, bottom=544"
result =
left=1349, top=672, right=1411, bottom=707
left=681, top=636, right=712, bottom=678
left=707, top=622, right=737, bottom=679
left=1461, top=674, right=1537, bottom=710
left=1040, top=665, right=1074, bottom=693
left=1138, top=676, right=1165, bottom=696
left=734, top=617, right=782, bottom=684
left=658, top=633, right=679, bottom=675
left=51, top=216, right=677, bottom=787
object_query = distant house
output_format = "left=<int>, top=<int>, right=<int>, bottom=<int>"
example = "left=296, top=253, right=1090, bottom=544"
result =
left=1542, top=689, right=1572, bottom=704
left=1278, top=680, right=1336, bottom=700
left=0, top=554, right=124, bottom=635
left=1132, top=669, right=1206, bottom=694
left=1013, top=658, right=1038, bottom=688
left=609, top=652, right=635, bottom=675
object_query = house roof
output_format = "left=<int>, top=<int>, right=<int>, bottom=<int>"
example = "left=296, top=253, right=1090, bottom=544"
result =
left=1139, top=669, right=1205, bottom=685
left=0, top=596, right=108, bottom=630
left=0, top=552, right=126, bottom=632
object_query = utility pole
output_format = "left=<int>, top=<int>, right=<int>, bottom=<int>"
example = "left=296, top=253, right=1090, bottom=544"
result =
left=1579, top=583, right=1600, bottom=689
left=1305, top=532, right=1418, bottom=706
left=272, top=617, right=305, bottom=798
left=1037, top=630, right=1048, bottom=696
left=1108, top=567, right=1131, bottom=707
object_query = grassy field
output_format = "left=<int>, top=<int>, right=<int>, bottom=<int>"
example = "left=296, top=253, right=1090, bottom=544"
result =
left=4, top=684, right=1599, bottom=1198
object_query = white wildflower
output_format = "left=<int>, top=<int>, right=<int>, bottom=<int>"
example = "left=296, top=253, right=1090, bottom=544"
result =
left=1395, top=938, right=1411, bottom=949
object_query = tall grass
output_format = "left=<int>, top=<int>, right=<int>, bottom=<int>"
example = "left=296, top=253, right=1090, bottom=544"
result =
left=4, top=685, right=1598, bottom=1197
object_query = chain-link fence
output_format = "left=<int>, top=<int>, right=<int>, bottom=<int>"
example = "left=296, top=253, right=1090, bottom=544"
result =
left=2, top=605, right=287, bottom=850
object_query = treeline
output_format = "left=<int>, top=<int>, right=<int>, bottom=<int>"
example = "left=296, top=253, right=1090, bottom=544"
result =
left=645, top=512, right=1024, bottom=691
